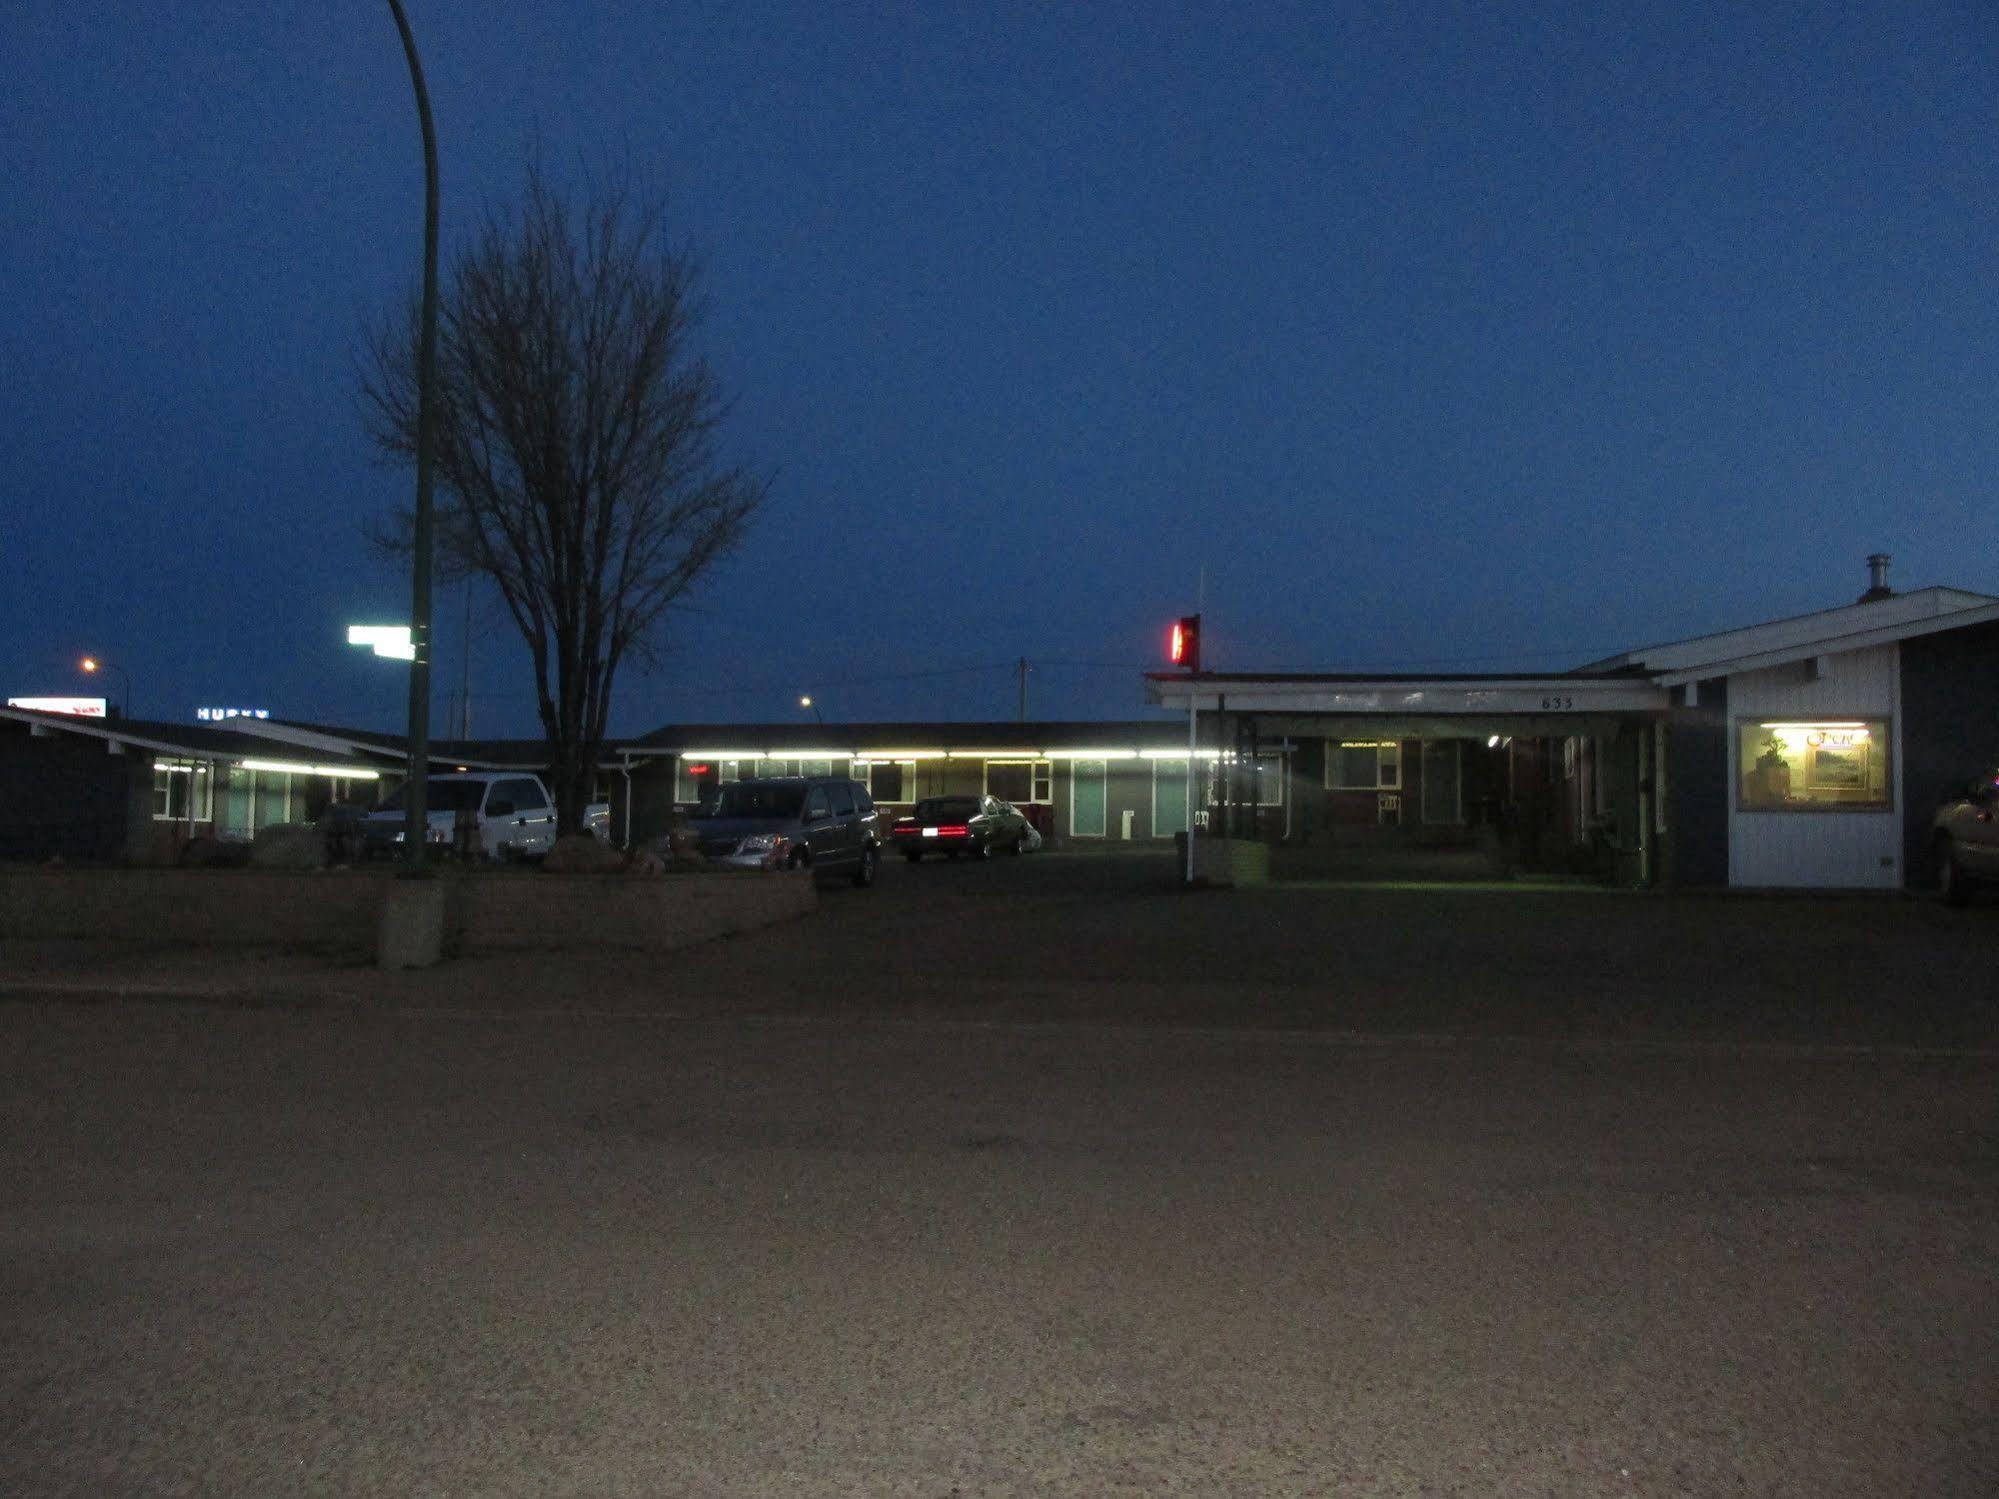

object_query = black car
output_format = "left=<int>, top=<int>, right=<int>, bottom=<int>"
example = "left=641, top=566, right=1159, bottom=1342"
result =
left=689, top=776, right=880, bottom=886
left=889, top=795, right=1030, bottom=862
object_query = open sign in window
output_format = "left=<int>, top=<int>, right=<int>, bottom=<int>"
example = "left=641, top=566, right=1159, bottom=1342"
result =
left=1738, top=720, right=1890, bottom=811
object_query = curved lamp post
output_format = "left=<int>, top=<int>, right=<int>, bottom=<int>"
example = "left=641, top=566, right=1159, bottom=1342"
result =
left=79, top=656, right=132, bottom=717
left=799, top=695, right=824, bottom=726
left=385, top=0, right=440, bottom=867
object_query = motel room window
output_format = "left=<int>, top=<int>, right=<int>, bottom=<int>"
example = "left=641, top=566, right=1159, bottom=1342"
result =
left=1737, top=720, right=1891, bottom=812
left=1328, top=741, right=1400, bottom=790
left=675, top=760, right=719, bottom=803
left=1253, top=754, right=1287, bottom=806
left=151, top=760, right=214, bottom=822
left=858, top=760, right=914, bottom=803
left=985, top=760, right=1052, bottom=804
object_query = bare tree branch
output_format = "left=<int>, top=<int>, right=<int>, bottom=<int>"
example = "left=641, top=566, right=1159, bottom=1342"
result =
left=361, top=164, right=768, bottom=835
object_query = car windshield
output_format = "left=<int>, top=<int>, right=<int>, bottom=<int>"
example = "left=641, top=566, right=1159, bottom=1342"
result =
left=913, top=797, right=982, bottom=822
left=374, top=779, right=488, bottom=814
left=702, top=782, right=807, bottom=819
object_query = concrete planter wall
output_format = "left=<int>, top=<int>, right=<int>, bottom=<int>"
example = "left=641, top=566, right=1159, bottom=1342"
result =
left=0, top=866, right=816, bottom=966
left=1171, top=833, right=1271, bottom=887
left=453, top=870, right=815, bottom=955
left=0, top=868, right=386, bottom=951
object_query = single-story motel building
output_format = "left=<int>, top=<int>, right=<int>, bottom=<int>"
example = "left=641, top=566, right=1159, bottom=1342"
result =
left=5, top=564, right=1997, bottom=890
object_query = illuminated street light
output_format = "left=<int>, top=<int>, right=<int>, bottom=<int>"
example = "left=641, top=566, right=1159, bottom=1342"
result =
left=78, top=656, right=131, bottom=717
left=799, top=694, right=824, bottom=726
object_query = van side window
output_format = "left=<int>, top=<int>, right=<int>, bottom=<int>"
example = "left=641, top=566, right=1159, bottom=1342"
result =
left=503, top=778, right=548, bottom=811
left=803, top=787, right=831, bottom=820
left=828, top=781, right=855, bottom=816
left=851, top=782, right=874, bottom=814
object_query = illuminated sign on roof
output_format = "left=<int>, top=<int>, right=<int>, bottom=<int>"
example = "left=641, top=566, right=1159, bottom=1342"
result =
left=196, top=707, right=271, bottom=722
left=7, top=696, right=108, bottom=717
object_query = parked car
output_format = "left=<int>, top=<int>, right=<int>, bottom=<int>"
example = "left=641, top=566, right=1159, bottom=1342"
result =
left=889, top=795, right=1031, bottom=861
left=360, top=772, right=608, bottom=860
left=687, top=776, right=880, bottom=886
left=1932, top=772, right=1999, bottom=904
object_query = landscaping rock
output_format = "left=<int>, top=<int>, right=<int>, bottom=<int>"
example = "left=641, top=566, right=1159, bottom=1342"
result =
left=542, top=833, right=625, bottom=873
left=250, top=824, right=327, bottom=870
left=178, top=836, right=252, bottom=869
left=622, top=849, right=666, bottom=879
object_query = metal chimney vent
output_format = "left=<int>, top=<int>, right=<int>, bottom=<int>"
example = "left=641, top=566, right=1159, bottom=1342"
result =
left=1858, top=553, right=1893, bottom=604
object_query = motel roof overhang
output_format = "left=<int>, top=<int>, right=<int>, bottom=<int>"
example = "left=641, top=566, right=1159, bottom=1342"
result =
left=0, top=707, right=391, bottom=775
left=1143, top=672, right=1672, bottom=735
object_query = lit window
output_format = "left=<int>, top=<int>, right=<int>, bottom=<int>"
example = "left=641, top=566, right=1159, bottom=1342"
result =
left=1737, top=720, right=1891, bottom=811
left=675, top=760, right=719, bottom=804
left=151, top=759, right=215, bottom=822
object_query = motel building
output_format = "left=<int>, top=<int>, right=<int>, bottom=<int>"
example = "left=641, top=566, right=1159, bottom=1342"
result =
left=0, top=707, right=392, bottom=865
left=1146, top=561, right=1999, bottom=890
left=609, top=721, right=1284, bottom=849
left=5, top=561, right=1995, bottom=892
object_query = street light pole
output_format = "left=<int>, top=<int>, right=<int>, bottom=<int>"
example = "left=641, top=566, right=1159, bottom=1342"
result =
left=799, top=695, right=824, bottom=727
left=386, top=0, right=439, bottom=868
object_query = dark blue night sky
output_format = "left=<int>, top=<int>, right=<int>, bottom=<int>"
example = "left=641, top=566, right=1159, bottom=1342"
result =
left=5, top=2, right=1996, bottom=734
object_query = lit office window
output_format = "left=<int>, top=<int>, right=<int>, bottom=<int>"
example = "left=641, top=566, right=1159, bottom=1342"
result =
left=1737, top=720, right=1890, bottom=811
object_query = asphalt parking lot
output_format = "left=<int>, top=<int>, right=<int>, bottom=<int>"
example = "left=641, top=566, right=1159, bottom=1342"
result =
left=679, top=848, right=1999, bottom=1050
left=3, top=855, right=1996, bottom=1494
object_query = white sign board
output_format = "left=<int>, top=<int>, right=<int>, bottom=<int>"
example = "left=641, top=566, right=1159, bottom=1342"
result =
left=347, top=624, right=416, bottom=661
left=7, top=696, right=108, bottom=717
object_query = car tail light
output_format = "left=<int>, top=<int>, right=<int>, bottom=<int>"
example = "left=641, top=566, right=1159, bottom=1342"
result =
left=936, top=825, right=970, bottom=838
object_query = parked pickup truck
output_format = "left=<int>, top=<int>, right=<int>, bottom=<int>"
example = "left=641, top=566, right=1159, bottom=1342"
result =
left=360, top=772, right=609, bottom=860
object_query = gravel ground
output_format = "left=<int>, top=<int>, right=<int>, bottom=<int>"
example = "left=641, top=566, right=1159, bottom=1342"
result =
left=2, top=855, right=1995, bottom=1494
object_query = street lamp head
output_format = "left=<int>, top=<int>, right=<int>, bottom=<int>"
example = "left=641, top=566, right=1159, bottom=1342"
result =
left=80, top=657, right=99, bottom=674
left=799, top=695, right=812, bottom=709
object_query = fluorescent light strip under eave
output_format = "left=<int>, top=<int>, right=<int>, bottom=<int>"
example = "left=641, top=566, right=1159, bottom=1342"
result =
left=673, top=751, right=765, bottom=760
left=1042, top=750, right=1139, bottom=760
left=943, top=750, right=1042, bottom=759
left=854, top=750, right=947, bottom=760
left=238, top=758, right=382, bottom=779
left=1758, top=722, right=1869, bottom=730
left=1138, top=748, right=1227, bottom=759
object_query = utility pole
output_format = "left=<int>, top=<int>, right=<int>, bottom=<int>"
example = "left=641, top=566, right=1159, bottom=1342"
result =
left=386, top=0, right=439, bottom=868
left=1015, top=657, right=1030, bottom=722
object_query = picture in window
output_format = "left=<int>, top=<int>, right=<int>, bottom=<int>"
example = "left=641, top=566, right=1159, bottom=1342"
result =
left=1737, top=721, right=1889, bottom=810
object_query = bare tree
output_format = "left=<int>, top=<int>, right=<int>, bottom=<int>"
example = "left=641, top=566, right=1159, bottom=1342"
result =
left=364, top=168, right=766, bottom=836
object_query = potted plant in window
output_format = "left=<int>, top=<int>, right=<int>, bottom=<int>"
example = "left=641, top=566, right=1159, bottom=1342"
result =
left=1754, top=734, right=1791, bottom=804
